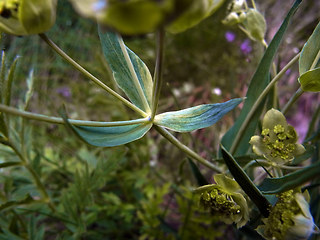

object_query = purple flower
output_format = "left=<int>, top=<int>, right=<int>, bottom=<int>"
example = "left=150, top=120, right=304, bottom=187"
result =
left=240, top=39, right=252, bottom=55
left=56, top=86, right=71, bottom=98
left=225, top=31, right=236, bottom=42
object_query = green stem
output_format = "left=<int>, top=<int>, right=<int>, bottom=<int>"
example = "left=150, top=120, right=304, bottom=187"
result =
left=250, top=0, right=256, bottom=9
left=310, top=48, right=320, bottom=70
left=151, top=28, right=165, bottom=120
left=39, top=33, right=147, bottom=118
left=305, top=105, right=320, bottom=140
left=117, top=33, right=150, bottom=113
left=0, top=103, right=150, bottom=127
left=281, top=87, right=304, bottom=115
left=8, top=142, right=55, bottom=211
left=230, top=52, right=300, bottom=154
left=154, top=125, right=223, bottom=173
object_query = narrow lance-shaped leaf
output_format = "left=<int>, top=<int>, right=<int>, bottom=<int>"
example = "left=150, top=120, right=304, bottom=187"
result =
left=298, top=21, right=320, bottom=92
left=154, top=98, right=243, bottom=132
left=221, top=0, right=302, bottom=155
left=4, top=56, right=19, bottom=106
left=188, top=158, right=209, bottom=186
left=98, top=28, right=153, bottom=113
left=220, top=145, right=271, bottom=217
left=259, top=161, right=320, bottom=194
left=299, top=21, right=320, bottom=74
left=64, top=117, right=152, bottom=147
left=0, top=194, right=35, bottom=212
left=0, top=162, right=22, bottom=168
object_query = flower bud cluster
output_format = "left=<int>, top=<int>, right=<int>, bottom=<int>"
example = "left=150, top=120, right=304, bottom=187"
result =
left=222, top=0, right=266, bottom=43
left=195, top=174, right=249, bottom=228
left=250, top=109, right=305, bottom=164
left=257, top=190, right=316, bottom=240
left=200, top=187, right=241, bottom=217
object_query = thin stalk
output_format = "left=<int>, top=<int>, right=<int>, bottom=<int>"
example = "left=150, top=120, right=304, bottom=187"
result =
left=39, top=33, right=147, bottom=117
left=250, top=0, right=256, bottom=9
left=154, top=125, right=223, bottom=173
left=117, top=33, right=150, bottom=113
left=281, top=87, right=303, bottom=115
left=245, top=159, right=303, bottom=170
left=282, top=46, right=320, bottom=115
left=310, top=48, right=320, bottom=70
left=151, top=28, right=165, bottom=120
left=230, top=52, right=300, bottom=154
left=243, top=0, right=248, bottom=10
left=305, top=105, right=320, bottom=140
left=8, top=142, right=55, bottom=211
left=0, top=104, right=150, bottom=126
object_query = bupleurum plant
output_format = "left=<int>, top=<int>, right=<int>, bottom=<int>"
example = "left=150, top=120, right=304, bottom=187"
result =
left=0, top=0, right=319, bottom=239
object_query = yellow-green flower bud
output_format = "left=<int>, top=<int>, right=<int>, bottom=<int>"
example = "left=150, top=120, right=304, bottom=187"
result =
left=257, top=190, right=316, bottom=240
left=70, top=0, right=175, bottom=34
left=249, top=109, right=306, bottom=164
left=222, top=12, right=240, bottom=26
left=0, top=0, right=57, bottom=35
left=195, top=174, right=249, bottom=228
left=240, top=8, right=266, bottom=43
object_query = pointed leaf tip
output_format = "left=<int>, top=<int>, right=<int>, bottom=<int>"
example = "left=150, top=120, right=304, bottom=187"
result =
left=154, top=98, right=243, bottom=132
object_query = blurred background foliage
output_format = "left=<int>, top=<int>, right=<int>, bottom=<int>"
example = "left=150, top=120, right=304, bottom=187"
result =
left=0, top=0, right=319, bottom=239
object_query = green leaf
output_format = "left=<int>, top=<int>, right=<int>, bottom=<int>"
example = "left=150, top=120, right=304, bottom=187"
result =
left=292, top=144, right=315, bottom=165
left=299, top=21, right=320, bottom=75
left=0, top=194, right=35, bottom=211
left=299, top=68, right=320, bottom=92
left=221, top=0, right=302, bottom=156
left=167, top=0, right=225, bottom=33
left=154, top=98, right=243, bottom=132
left=0, top=162, right=22, bottom=168
left=259, top=161, right=320, bottom=194
left=220, top=145, right=271, bottom=217
left=0, top=51, right=5, bottom=103
left=24, top=69, right=34, bottom=109
left=98, top=28, right=153, bottom=113
left=4, top=56, right=19, bottom=106
left=298, top=21, right=320, bottom=92
left=188, top=158, right=208, bottom=186
left=66, top=121, right=152, bottom=147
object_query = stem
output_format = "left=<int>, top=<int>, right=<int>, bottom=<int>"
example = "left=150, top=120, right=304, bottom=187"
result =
left=39, top=33, right=147, bottom=118
left=305, top=105, right=320, bottom=140
left=154, top=125, right=223, bottom=173
left=230, top=52, right=300, bottom=154
left=8, top=142, right=55, bottom=211
left=0, top=103, right=150, bottom=127
left=281, top=87, right=304, bottom=115
left=117, top=33, right=150, bottom=113
left=310, top=48, right=320, bottom=70
left=243, top=0, right=248, bottom=10
left=151, top=29, right=165, bottom=120
left=250, top=0, right=256, bottom=9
